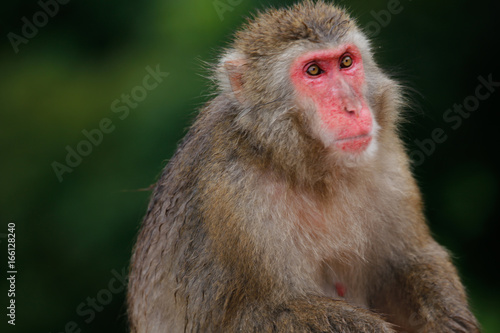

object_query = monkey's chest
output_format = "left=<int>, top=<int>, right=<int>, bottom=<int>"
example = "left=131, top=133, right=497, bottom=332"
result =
left=318, top=260, right=370, bottom=308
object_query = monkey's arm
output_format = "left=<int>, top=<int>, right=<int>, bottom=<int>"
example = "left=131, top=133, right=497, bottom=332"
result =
left=258, top=296, right=396, bottom=333
left=373, top=242, right=480, bottom=333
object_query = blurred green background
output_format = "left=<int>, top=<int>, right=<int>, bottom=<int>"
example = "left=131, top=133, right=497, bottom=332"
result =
left=1, top=0, right=499, bottom=332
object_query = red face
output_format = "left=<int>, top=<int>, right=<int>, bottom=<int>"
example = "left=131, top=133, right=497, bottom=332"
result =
left=290, top=45, right=373, bottom=154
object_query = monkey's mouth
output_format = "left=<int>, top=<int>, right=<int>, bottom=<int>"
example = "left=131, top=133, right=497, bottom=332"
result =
left=334, top=134, right=372, bottom=153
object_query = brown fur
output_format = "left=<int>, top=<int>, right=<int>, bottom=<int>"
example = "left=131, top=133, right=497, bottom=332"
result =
left=127, top=1, right=480, bottom=332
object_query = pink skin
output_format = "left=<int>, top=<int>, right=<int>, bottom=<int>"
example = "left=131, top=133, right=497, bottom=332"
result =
left=335, top=282, right=346, bottom=297
left=290, top=45, right=373, bottom=153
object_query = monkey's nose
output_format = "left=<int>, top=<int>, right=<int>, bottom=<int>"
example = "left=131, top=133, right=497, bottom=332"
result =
left=344, top=106, right=360, bottom=117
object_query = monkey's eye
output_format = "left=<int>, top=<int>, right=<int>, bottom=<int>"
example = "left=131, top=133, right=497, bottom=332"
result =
left=306, top=64, right=323, bottom=76
left=340, top=55, right=353, bottom=69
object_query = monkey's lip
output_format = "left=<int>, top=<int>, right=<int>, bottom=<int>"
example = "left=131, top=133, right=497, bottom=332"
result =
left=335, top=134, right=371, bottom=142
left=334, top=134, right=372, bottom=152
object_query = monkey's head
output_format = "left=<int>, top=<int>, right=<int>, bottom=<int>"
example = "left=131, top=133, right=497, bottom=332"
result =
left=215, top=1, right=401, bottom=168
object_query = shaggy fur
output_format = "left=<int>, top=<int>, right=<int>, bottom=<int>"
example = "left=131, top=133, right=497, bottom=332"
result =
left=128, top=1, right=480, bottom=332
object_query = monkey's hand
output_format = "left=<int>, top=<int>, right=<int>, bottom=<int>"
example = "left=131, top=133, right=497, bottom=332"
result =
left=381, top=243, right=480, bottom=333
left=410, top=307, right=480, bottom=333
left=399, top=283, right=480, bottom=333
left=271, top=295, right=396, bottom=333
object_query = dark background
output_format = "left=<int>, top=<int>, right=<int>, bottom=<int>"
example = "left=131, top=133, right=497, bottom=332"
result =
left=1, top=0, right=499, bottom=332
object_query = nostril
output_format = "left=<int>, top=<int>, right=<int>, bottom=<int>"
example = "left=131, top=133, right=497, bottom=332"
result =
left=344, top=106, right=358, bottom=116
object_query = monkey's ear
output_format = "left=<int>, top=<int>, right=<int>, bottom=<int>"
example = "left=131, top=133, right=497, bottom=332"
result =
left=224, top=59, right=247, bottom=103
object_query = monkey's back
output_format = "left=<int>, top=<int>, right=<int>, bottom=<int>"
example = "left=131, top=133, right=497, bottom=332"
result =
left=128, top=97, right=262, bottom=332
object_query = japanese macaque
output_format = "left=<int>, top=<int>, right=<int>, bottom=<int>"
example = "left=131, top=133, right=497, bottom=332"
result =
left=127, top=1, right=480, bottom=332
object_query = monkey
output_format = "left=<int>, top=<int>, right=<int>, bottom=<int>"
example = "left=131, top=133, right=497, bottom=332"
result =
left=127, top=1, right=480, bottom=332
